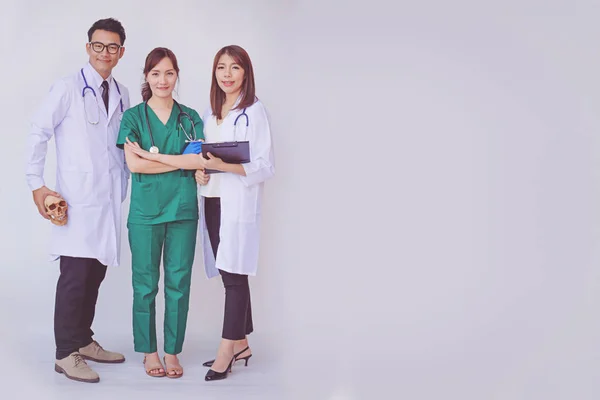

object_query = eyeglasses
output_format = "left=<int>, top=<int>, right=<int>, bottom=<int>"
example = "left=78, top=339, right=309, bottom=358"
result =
left=89, top=41, right=122, bottom=54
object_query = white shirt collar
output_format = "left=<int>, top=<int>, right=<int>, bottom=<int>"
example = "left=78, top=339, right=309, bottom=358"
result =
left=84, top=62, right=113, bottom=91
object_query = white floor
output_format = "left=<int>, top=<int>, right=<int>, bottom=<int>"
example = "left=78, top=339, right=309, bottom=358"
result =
left=0, top=332, right=285, bottom=400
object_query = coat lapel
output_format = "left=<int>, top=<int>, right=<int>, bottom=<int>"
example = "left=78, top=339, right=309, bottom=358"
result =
left=107, top=80, right=122, bottom=122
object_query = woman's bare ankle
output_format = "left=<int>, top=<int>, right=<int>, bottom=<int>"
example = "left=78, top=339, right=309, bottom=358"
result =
left=233, top=338, right=251, bottom=355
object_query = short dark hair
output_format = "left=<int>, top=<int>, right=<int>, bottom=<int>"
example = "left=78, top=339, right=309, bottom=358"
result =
left=87, top=18, right=126, bottom=45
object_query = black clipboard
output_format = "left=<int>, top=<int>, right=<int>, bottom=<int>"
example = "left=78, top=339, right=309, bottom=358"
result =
left=202, top=141, right=250, bottom=174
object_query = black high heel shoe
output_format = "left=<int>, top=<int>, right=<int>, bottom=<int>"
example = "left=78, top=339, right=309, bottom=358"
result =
left=205, top=357, right=234, bottom=381
left=236, top=353, right=252, bottom=367
left=203, top=346, right=252, bottom=367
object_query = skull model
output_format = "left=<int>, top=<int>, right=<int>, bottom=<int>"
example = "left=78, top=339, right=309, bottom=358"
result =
left=44, top=195, right=68, bottom=226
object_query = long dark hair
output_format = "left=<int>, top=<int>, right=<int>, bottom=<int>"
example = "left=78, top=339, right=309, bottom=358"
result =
left=141, top=47, right=180, bottom=102
left=210, top=45, right=256, bottom=120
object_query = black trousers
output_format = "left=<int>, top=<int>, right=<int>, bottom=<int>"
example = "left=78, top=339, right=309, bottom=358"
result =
left=54, top=256, right=107, bottom=359
left=204, top=197, right=254, bottom=340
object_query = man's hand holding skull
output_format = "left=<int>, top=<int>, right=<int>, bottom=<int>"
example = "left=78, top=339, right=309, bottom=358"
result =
left=33, top=186, right=68, bottom=225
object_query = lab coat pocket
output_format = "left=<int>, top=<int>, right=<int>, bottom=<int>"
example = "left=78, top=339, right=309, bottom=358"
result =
left=55, top=132, right=94, bottom=173
left=239, top=184, right=259, bottom=223
left=58, top=170, right=96, bottom=205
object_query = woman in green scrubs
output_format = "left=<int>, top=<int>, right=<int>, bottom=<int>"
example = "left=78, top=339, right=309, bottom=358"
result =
left=116, top=47, right=203, bottom=378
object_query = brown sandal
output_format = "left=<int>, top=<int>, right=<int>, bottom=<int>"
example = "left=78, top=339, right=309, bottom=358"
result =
left=163, top=356, right=183, bottom=379
left=143, top=355, right=166, bottom=378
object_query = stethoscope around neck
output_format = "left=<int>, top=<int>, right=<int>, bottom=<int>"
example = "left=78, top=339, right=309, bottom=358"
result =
left=81, top=68, right=124, bottom=125
left=144, top=100, right=200, bottom=154
left=233, top=108, right=249, bottom=135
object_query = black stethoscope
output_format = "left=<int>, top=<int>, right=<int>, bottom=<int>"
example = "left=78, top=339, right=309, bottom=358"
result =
left=81, top=68, right=124, bottom=124
left=144, top=100, right=200, bottom=154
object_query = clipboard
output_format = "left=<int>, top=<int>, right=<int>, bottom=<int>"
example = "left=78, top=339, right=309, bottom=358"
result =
left=202, top=141, right=250, bottom=174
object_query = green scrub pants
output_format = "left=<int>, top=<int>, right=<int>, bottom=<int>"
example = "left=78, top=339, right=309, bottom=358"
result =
left=128, top=219, right=198, bottom=354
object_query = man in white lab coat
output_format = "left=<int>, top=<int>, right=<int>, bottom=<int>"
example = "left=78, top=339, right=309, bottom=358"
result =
left=25, top=18, right=130, bottom=383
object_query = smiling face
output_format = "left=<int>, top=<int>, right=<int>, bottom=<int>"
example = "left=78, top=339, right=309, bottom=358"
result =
left=86, top=29, right=124, bottom=79
left=215, top=53, right=245, bottom=98
left=146, top=56, right=178, bottom=99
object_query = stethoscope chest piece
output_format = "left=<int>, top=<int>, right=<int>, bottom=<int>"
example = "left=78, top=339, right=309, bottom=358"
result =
left=149, top=146, right=159, bottom=154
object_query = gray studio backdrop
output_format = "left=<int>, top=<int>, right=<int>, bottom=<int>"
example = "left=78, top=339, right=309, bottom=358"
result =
left=2, top=1, right=600, bottom=399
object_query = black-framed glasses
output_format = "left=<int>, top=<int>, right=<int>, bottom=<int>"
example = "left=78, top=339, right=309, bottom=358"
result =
left=89, top=41, right=122, bottom=54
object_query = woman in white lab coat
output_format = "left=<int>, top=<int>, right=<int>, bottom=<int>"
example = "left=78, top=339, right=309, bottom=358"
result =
left=196, top=45, right=274, bottom=382
left=125, top=45, right=274, bottom=381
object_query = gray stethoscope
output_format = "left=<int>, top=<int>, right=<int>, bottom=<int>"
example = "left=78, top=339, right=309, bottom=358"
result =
left=81, top=68, right=124, bottom=124
left=144, top=100, right=200, bottom=154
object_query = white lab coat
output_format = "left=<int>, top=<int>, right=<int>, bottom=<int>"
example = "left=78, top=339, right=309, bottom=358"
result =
left=25, top=63, right=130, bottom=267
left=199, top=98, right=275, bottom=278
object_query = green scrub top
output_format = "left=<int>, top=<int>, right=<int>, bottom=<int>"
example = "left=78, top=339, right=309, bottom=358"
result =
left=117, top=101, right=204, bottom=225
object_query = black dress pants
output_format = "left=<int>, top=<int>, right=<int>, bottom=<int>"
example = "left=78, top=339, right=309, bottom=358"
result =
left=204, top=197, right=254, bottom=340
left=54, top=256, right=107, bottom=359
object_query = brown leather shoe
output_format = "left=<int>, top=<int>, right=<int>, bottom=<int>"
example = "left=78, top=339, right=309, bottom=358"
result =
left=79, top=341, right=125, bottom=364
left=55, top=352, right=100, bottom=383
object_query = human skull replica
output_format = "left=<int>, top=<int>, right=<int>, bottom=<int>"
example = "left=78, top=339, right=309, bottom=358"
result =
left=44, top=195, right=68, bottom=226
